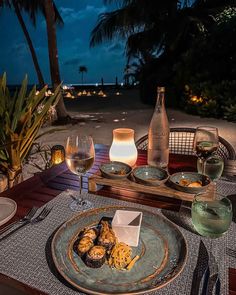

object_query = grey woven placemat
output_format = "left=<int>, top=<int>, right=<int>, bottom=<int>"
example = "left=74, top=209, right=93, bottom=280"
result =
left=0, top=179, right=236, bottom=295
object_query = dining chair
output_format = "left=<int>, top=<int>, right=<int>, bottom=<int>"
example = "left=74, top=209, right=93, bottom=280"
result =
left=135, top=127, right=236, bottom=160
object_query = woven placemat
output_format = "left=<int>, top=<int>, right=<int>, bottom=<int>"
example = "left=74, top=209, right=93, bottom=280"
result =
left=0, top=179, right=235, bottom=295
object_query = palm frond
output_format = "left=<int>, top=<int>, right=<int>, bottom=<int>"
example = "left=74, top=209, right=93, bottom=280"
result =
left=90, top=4, right=146, bottom=47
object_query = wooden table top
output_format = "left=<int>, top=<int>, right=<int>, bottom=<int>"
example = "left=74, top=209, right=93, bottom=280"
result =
left=0, top=144, right=235, bottom=295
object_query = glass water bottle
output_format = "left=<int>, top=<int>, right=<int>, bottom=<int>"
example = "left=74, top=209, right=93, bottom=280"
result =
left=148, top=87, right=170, bottom=168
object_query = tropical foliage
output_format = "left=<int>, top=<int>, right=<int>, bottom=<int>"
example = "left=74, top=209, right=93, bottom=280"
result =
left=91, top=0, right=236, bottom=118
left=0, top=73, right=61, bottom=188
left=174, top=8, right=236, bottom=121
left=0, top=0, right=68, bottom=121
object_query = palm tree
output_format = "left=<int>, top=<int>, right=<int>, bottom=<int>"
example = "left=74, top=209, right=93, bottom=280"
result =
left=90, top=0, right=236, bottom=102
left=92, top=0, right=234, bottom=57
left=43, top=0, right=68, bottom=121
left=0, top=0, right=69, bottom=121
left=0, top=0, right=44, bottom=86
left=79, top=66, right=88, bottom=85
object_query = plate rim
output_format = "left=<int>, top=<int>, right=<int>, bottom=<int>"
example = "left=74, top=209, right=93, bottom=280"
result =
left=0, top=197, right=17, bottom=226
left=51, top=206, right=188, bottom=295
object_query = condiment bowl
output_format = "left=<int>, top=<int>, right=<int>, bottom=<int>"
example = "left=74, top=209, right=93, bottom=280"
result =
left=133, top=165, right=169, bottom=186
left=169, top=172, right=211, bottom=193
left=100, top=161, right=132, bottom=179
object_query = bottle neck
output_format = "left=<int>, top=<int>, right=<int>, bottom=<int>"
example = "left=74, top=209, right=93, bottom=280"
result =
left=155, top=91, right=165, bottom=111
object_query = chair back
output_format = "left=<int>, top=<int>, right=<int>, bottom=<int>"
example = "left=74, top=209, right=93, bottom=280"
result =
left=135, top=127, right=236, bottom=160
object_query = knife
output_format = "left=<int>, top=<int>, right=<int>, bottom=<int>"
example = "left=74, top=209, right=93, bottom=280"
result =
left=190, top=240, right=209, bottom=295
left=215, top=276, right=221, bottom=295
left=201, top=250, right=221, bottom=295
left=201, top=266, right=210, bottom=295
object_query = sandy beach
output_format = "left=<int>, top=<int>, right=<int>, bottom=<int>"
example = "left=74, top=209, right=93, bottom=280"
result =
left=24, top=88, right=236, bottom=179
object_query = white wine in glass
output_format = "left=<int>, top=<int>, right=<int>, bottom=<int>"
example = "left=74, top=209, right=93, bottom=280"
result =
left=193, top=126, right=219, bottom=174
left=65, top=135, right=95, bottom=211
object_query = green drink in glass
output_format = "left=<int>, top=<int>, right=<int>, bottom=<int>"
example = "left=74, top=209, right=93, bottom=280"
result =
left=192, top=192, right=232, bottom=238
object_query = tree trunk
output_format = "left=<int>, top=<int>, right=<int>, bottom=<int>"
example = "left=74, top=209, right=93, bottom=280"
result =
left=12, top=0, right=44, bottom=87
left=8, top=166, right=23, bottom=188
left=44, top=0, right=68, bottom=120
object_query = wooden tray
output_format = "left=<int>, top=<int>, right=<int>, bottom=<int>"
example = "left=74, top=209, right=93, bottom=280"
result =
left=88, top=172, right=211, bottom=202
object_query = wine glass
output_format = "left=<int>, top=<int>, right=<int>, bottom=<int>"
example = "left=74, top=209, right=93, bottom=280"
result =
left=193, top=126, right=219, bottom=174
left=65, top=135, right=95, bottom=211
left=203, top=154, right=224, bottom=182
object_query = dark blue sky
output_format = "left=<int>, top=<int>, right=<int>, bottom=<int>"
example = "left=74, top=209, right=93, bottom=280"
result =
left=0, top=0, right=126, bottom=85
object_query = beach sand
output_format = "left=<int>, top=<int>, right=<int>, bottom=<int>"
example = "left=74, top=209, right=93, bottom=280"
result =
left=23, top=88, right=236, bottom=179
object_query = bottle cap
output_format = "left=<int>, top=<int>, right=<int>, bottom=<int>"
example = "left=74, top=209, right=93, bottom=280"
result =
left=157, top=86, right=165, bottom=92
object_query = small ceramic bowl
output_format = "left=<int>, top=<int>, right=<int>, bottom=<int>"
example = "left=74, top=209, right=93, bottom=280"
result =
left=169, top=172, right=211, bottom=194
left=133, top=165, right=169, bottom=186
left=100, top=161, right=132, bottom=179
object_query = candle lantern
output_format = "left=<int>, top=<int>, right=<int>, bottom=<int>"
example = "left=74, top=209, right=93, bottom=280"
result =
left=109, top=128, right=138, bottom=167
left=51, top=145, right=65, bottom=165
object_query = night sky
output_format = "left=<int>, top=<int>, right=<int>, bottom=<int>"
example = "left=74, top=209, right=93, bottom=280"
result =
left=0, top=0, right=126, bottom=85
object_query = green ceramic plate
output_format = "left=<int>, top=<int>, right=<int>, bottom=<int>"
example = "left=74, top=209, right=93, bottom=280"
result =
left=52, top=206, right=187, bottom=295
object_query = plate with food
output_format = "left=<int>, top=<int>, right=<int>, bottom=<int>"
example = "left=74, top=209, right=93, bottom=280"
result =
left=169, top=172, right=211, bottom=193
left=52, top=206, right=187, bottom=294
left=99, top=161, right=132, bottom=179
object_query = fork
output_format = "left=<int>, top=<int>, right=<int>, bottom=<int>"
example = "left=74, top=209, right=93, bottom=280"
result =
left=0, top=206, right=38, bottom=235
left=30, top=206, right=52, bottom=224
left=226, top=247, right=236, bottom=258
left=0, top=206, right=52, bottom=242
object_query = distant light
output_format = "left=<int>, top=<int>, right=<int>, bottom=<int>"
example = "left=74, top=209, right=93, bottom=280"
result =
left=121, top=83, right=124, bottom=87
left=102, top=94, right=107, bottom=97
left=82, top=90, right=87, bottom=95
left=95, top=83, right=98, bottom=87
left=87, top=91, right=92, bottom=96
left=36, top=90, right=40, bottom=95
left=116, top=92, right=121, bottom=96
left=113, top=119, right=119, bottom=122
left=93, top=91, right=96, bottom=95
left=63, top=85, right=68, bottom=90
left=65, top=92, right=72, bottom=98
left=134, top=82, right=137, bottom=86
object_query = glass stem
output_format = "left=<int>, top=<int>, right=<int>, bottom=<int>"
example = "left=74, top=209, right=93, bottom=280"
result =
left=79, top=174, right=83, bottom=199
left=201, top=159, right=205, bottom=175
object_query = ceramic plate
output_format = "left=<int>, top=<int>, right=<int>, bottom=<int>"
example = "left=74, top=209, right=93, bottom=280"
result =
left=133, top=165, right=169, bottom=186
left=0, top=197, right=17, bottom=226
left=169, top=172, right=211, bottom=194
left=100, top=161, right=132, bottom=179
left=52, top=206, right=187, bottom=295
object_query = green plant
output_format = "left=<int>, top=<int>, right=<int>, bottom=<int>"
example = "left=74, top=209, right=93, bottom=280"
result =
left=0, top=73, right=61, bottom=188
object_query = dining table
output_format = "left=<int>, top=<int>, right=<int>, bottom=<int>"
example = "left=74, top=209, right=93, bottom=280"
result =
left=0, top=144, right=235, bottom=295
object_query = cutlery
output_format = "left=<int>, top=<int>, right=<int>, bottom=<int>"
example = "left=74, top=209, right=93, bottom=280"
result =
left=201, top=266, right=210, bottom=295
left=215, top=276, right=221, bottom=295
left=0, top=206, right=52, bottom=242
left=190, top=240, right=209, bottom=295
left=201, top=251, right=221, bottom=295
left=0, top=206, right=38, bottom=235
left=226, top=247, right=236, bottom=258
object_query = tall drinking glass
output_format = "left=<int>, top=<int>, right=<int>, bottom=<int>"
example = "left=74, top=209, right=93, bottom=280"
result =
left=193, top=126, right=219, bottom=174
left=65, top=135, right=95, bottom=211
